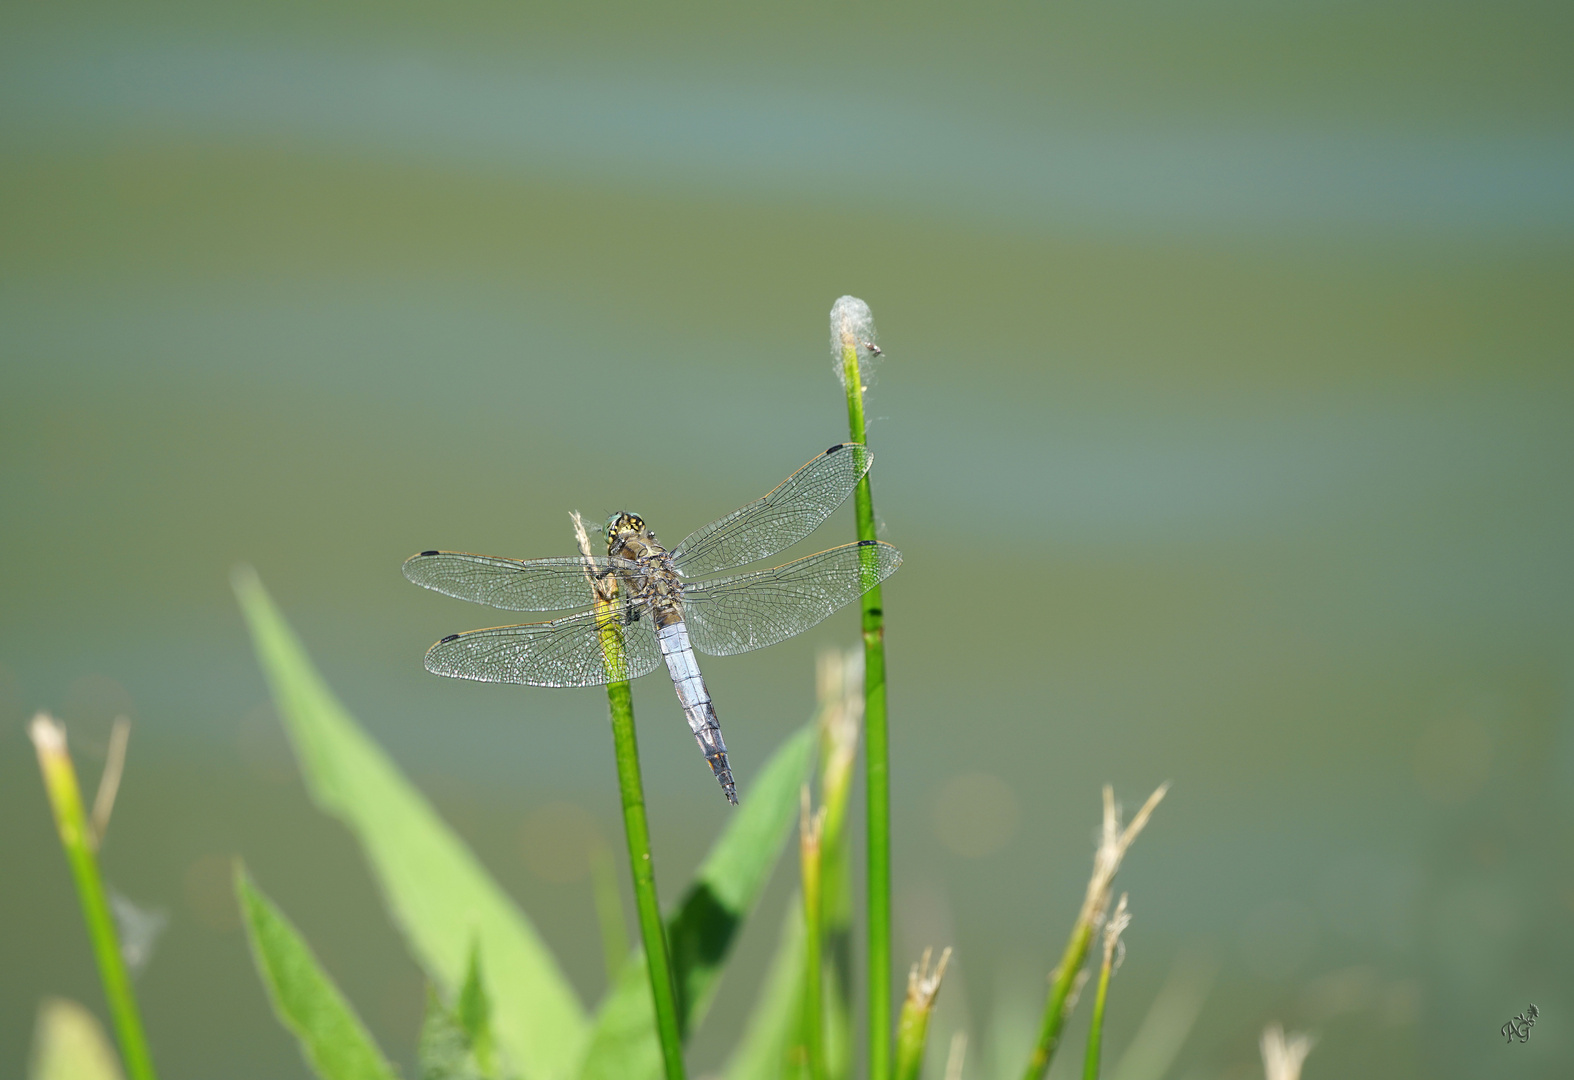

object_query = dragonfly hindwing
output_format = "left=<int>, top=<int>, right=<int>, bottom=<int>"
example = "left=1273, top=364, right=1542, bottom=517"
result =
left=682, top=541, right=901, bottom=657
left=424, top=609, right=663, bottom=687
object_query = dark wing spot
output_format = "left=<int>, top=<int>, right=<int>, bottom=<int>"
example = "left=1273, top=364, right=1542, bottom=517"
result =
left=826, top=443, right=844, bottom=454
left=439, top=633, right=460, bottom=643
left=419, top=550, right=440, bottom=557
left=857, top=539, right=877, bottom=546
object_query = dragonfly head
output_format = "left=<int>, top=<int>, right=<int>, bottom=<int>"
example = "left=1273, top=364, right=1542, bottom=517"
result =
left=606, top=512, right=646, bottom=555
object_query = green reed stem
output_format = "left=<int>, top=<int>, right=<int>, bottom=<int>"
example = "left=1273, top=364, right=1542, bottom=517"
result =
left=842, top=342, right=892, bottom=1080
left=1083, top=894, right=1129, bottom=1080
left=600, top=608, right=686, bottom=1080
left=29, top=714, right=159, bottom=1080
left=1083, top=950, right=1113, bottom=1080
left=815, top=649, right=861, bottom=1080
left=800, top=791, right=826, bottom=1080
left=1022, top=921, right=1094, bottom=1080
left=892, top=1003, right=930, bottom=1080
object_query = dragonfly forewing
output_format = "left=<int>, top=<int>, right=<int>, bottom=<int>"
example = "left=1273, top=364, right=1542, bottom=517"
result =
left=424, top=607, right=663, bottom=687
left=669, top=443, right=872, bottom=577
left=402, top=551, right=639, bottom=611
left=683, top=540, right=901, bottom=657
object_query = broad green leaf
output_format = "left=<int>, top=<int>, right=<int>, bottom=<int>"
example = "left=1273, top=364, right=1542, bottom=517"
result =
left=233, top=569, right=588, bottom=1080
left=577, top=724, right=814, bottom=1080
left=727, top=649, right=862, bottom=1080
left=718, top=899, right=854, bottom=1080
left=234, top=864, right=398, bottom=1080
left=722, top=903, right=806, bottom=1080
left=29, top=998, right=125, bottom=1080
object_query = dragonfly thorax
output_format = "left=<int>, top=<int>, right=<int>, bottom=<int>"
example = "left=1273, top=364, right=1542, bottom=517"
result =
left=605, top=514, right=683, bottom=628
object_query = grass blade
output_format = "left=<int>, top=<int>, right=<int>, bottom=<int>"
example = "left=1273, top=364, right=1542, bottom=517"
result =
left=233, top=568, right=588, bottom=1080
left=577, top=724, right=815, bottom=1080
left=722, top=902, right=806, bottom=1080
left=419, top=987, right=487, bottom=1080
left=721, top=650, right=862, bottom=1080
left=799, top=788, right=826, bottom=1080
left=457, top=940, right=499, bottom=1077
left=234, top=864, right=398, bottom=1080
left=418, top=941, right=499, bottom=1080
left=813, top=649, right=861, bottom=1080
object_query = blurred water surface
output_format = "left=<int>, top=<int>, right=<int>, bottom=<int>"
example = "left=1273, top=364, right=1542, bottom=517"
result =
left=2, top=3, right=1571, bottom=1079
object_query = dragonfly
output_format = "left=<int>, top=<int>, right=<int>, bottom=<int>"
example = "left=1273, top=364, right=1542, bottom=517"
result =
left=403, top=443, right=901, bottom=804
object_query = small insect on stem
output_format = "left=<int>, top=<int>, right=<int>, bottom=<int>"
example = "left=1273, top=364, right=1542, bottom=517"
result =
left=863, top=341, right=883, bottom=356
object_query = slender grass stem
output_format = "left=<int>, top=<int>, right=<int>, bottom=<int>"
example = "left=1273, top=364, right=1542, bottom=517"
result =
left=1022, top=786, right=1166, bottom=1080
left=800, top=787, right=827, bottom=1080
left=29, top=714, right=158, bottom=1080
left=1022, top=921, right=1094, bottom=1080
left=1083, top=955, right=1113, bottom=1080
left=1082, top=895, right=1129, bottom=1080
left=837, top=310, right=892, bottom=1080
left=576, top=512, right=685, bottom=1080
left=606, top=674, right=686, bottom=1080
left=893, top=948, right=950, bottom=1080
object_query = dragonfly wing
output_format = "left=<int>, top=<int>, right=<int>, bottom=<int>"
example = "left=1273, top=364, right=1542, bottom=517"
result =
left=683, top=541, right=901, bottom=656
left=423, top=607, right=663, bottom=686
left=670, top=443, right=873, bottom=577
left=403, top=551, right=637, bottom=612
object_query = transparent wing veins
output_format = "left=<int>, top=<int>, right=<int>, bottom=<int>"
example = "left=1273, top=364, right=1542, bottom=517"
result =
left=682, top=541, right=901, bottom=657
left=423, top=606, right=663, bottom=687
left=403, top=550, right=640, bottom=612
left=670, top=443, right=872, bottom=577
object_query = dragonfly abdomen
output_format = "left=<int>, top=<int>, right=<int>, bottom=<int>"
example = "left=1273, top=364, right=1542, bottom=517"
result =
left=656, top=620, right=736, bottom=805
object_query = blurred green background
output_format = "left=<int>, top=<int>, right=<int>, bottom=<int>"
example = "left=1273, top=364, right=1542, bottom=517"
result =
left=2, top=2, right=1571, bottom=1078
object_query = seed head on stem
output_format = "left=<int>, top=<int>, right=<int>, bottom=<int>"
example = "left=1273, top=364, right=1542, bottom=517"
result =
left=1021, top=784, right=1168, bottom=1080
left=1081, top=784, right=1168, bottom=936
left=830, top=296, right=882, bottom=391
left=1102, top=894, right=1131, bottom=973
left=894, top=947, right=952, bottom=1080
